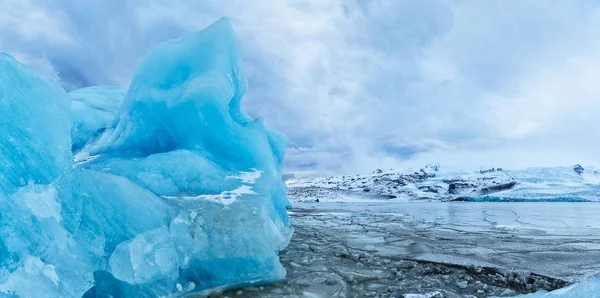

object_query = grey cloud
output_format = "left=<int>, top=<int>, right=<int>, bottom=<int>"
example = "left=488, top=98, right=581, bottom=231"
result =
left=2, top=0, right=600, bottom=178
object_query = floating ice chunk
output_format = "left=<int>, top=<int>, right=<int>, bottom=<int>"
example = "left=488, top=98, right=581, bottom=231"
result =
left=109, top=227, right=179, bottom=285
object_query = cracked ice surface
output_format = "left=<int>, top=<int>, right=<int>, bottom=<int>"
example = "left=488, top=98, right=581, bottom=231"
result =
left=293, top=201, right=600, bottom=281
left=216, top=199, right=600, bottom=297
left=0, top=18, right=291, bottom=297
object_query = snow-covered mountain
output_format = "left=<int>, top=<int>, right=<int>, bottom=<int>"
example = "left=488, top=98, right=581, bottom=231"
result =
left=288, top=164, right=600, bottom=202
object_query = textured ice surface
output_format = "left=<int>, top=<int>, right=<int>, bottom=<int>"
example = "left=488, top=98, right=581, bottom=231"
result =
left=69, top=86, right=126, bottom=153
left=1, top=17, right=291, bottom=298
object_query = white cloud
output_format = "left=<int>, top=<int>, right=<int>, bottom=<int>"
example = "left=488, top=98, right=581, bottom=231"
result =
left=0, top=0, right=72, bottom=42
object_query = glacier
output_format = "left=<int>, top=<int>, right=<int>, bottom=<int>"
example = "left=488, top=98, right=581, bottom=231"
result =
left=289, top=165, right=600, bottom=203
left=0, top=17, right=291, bottom=298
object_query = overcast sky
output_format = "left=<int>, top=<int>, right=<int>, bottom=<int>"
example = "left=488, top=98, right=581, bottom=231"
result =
left=2, top=0, right=600, bottom=178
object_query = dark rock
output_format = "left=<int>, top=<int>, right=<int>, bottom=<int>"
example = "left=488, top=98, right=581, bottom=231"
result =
left=323, top=277, right=338, bottom=286
left=446, top=181, right=478, bottom=195
left=480, top=168, right=498, bottom=174
left=418, top=185, right=442, bottom=193
left=574, top=164, right=584, bottom=175
left=480, top=181, right=517, bottom=194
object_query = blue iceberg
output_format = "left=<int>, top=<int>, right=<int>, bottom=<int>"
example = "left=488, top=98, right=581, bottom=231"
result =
left=0, top=17, right=292, bottom=298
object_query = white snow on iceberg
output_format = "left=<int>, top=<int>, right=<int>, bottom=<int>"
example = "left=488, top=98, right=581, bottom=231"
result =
left=0, top=17, right=291, bottom=298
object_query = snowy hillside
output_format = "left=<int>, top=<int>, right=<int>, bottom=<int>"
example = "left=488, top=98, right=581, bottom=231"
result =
left=288, top=164, right=600, bottom=202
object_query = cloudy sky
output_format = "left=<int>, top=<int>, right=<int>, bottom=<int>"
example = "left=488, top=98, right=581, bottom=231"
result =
left=2, top=0, right=600, bottom=178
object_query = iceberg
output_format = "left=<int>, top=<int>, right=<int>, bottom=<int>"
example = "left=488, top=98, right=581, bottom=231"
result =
left=0, top=17, right=291, bottom=298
